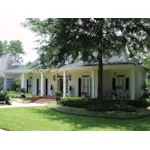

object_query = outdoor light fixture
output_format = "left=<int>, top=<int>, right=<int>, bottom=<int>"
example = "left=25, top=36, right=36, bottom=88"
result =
left=69, top=85, right=72, bottom=91
left=50, top=85, right=53, bottom=90
left=68, top=74, right=71, bottom=81
left=53, top=75, right=55, bottom=81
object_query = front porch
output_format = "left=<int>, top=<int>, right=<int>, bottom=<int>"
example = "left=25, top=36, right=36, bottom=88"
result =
left=4, top=63, right=145, bottom=100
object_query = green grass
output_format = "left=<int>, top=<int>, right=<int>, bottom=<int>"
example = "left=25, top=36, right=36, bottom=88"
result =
left=0, top=106, right=150, bottom=131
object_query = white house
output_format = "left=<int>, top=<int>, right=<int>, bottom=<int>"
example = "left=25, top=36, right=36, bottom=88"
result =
left=0, top=54, right=24, bottom=91
left=4, top=50, right=146, bottom=100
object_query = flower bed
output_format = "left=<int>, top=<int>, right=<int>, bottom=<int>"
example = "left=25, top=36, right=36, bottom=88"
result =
left=48, top=104, right=150, bottom=119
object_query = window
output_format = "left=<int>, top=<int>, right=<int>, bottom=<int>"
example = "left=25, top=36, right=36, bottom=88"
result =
left=116, top=77, right=125, bottom=90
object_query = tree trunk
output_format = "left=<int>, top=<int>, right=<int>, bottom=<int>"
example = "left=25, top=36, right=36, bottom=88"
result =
left=97, top=54, right=103, bottom=103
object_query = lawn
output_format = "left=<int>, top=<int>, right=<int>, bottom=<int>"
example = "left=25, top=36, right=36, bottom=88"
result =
left=0, top=106, right=150, bottom=131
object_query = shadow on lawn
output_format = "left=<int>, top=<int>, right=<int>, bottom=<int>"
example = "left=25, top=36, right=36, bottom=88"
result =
left=29, top=107, right=150, bottom=131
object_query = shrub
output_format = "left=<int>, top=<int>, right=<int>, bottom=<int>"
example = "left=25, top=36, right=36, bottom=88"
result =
left=0, top=91, right=10, bottom=104
left=12, top=78, right=21, bottom=90
left=55, top=91, right=62, bottom=101
left=58, top=97, right=148, bottom=111
left=58, top=97, right=89, bottom=108
left=20, top=88, right=26, bottom=93
left=21, top=93, right=26, bottom=99
left=55, top=91, right=62, bottom=96
left=145, top=98, right=150, bottom=104
left=26, top=97, right=31, bottom=100
left=88, top=99, right=149, bottom=108
left=87, top=104, right=136, bottom=112
left=127, top=100, right=149, bottom=108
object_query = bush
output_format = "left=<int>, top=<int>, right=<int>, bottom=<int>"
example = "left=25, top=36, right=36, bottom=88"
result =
left=26, top=97, right=31, bottom=100
left=87, top=104, right=136, bottom=112
left=58, top=97, right=149, bottom=111
left=127, top=100, right=149, bottom=108
left=0, top=91, right=10, bottom=104
left=58, top=97, right=89, bottom=108
left=12, top=78, right=21, bottom=90
left=55, top=91, right=62, bottom=101
left=55, top=91, right=62, bottom=97
left=20, top=88, right=26, bottom=93
left=7, top=91, right=35, bottom=99
left=88, top=99, right=149, bottom=108
left=21, top=93, right=26, bottom=99
left=145, top=98, right=150, bottom=104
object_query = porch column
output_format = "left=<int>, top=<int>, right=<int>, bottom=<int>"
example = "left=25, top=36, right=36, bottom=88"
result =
left=21, top=73, right=25, bottom=89
left=63, top=71, right=66, bottom=97
left=138, top=71, right=142, bottom=97
left=32, top=77, right=36, bottom=95
left=3, top=74, right=7, bottom=91
left=40, top=72, right=44, bottom=97
left=91, top=70, right=95, bottom=98
left=130, top=69, right=135, bottom=100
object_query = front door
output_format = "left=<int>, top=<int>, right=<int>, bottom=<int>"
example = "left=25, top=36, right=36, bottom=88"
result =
left=82, top=77, right=90, bottom=96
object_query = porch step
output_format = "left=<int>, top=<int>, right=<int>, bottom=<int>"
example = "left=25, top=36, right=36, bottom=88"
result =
left=33, top=97, right=56, bottom=104
left=39, top=96, right=56, bottom=99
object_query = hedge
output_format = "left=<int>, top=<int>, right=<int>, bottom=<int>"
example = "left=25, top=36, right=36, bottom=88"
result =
left=58, top=97, right=89, bottom=108
left=87, top=104, right=137, bottom=112
left=58, top=97, right=150, bottom=111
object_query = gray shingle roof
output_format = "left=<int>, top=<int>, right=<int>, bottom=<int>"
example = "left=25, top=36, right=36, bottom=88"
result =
left=0, top=54, right=27, bottom=75
left=5, top=61, right=137, bottom=74
left=5, top=66, right=31, bottom=73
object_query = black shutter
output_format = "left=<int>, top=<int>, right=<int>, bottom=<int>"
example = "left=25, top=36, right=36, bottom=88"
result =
left=37, top=79, right=39, bottom=95
left=112, top=78, right=116, bottom=91
left=27, top=79, right=28, bottom=93
left=45, top=79, right=48, bottom=95
left=78, top=78, right=81, bottom=97
left=90, top=78, right=92, bottom=97
left=125, top=78, right=129, bottom=91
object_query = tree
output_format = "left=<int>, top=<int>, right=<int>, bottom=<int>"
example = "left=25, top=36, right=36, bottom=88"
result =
left=0, top=40, right=25, bottom=62
left=7, top=40, right=25, bottom=62
left=12, top=78, right=21, bottom=90
left=23, top=18, right=150, bottom=103
left=0, top=41, right=4, bottom=56
left=25, top=61, right=33, bottom=68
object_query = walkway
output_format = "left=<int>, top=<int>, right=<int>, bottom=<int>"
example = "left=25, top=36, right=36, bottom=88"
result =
left=0, top=101, right=46, bottom=108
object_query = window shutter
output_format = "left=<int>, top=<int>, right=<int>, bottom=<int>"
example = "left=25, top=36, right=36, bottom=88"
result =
left=66, top=78, right=68, bottom=94
left=78, top=78, right=81, bottom=96
left=112, top=78, right=116, bottom=91
left=45, top=79, right=48, bottom=95
left=27, top=79, right=28, bottom=93
left=125, top=78, right=129, bottom=91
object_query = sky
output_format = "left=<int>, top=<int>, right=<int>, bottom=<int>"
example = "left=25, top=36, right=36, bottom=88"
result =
left=0, top=18, right=38, bottom=64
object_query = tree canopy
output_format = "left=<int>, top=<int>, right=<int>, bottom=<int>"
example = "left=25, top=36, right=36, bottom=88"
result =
left=23, top=18, right=150, bottom=102
left=0, top=40, right=25, bottom=62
